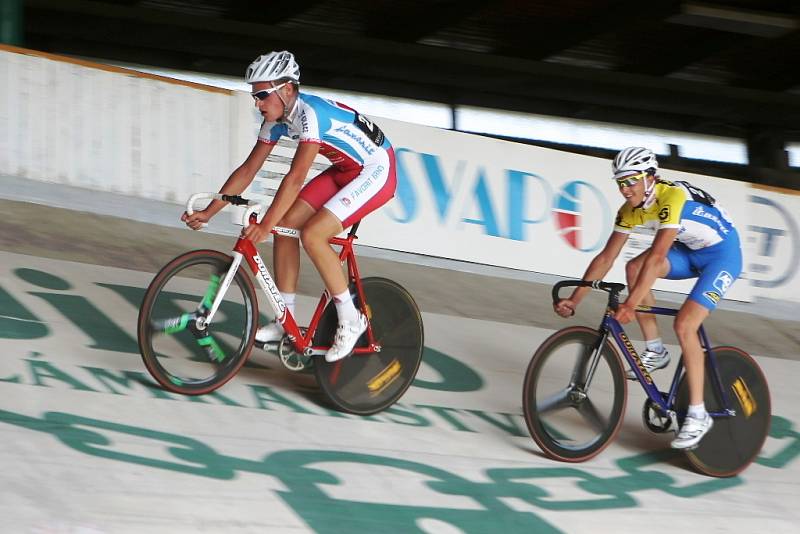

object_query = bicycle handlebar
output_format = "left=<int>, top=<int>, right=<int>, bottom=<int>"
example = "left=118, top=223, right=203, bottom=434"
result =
left=185, top=193, right=360, bottom=238
left=552, top=280, right=627, bottom=309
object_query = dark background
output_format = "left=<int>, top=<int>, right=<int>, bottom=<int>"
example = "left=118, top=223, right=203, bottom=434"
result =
left=11, top=0, right=800, bottom=188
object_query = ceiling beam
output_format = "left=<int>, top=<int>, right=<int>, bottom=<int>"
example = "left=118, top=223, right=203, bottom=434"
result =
left=21, top=0, right=800, bottom=132
left=223, top=0, right=325, bottom=26
left=494, top=0, right=682, bottom=60
left=616, top=23, right=751, bottom=76
left=362, top=0, right=492, bottom=43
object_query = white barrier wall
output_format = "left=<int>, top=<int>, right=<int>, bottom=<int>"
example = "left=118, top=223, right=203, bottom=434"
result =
left=2, top=46, right=798, bottom=303
left=0, top=45, right=235, bottom=203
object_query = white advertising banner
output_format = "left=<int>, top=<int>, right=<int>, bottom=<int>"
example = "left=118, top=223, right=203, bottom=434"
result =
left=744, top=185, right=800, bottom=302
left=347, top=117, right=756, bottom=301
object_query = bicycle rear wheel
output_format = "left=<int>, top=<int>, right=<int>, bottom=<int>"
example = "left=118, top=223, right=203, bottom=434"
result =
left=138, top=250, right=258, bottom=395
left=313, top=277, right=424, bottom=415
left=676, top=346, right=771, bottom=477
left=523, top=326, right=627, bottom=462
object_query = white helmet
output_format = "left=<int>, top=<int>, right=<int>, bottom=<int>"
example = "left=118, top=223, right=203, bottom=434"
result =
left=612, top=147, right=658, bottom=180
left=245, top=51, right=300, bottom=84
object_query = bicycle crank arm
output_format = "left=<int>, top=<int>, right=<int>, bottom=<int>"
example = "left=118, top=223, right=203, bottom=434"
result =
left=151, top=312, right=197, bottom=334
left=196, top=333, right=226, bottom=362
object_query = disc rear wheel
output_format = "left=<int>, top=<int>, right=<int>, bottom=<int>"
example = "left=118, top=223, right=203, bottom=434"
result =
left=313, top=277, right=424, bottom=415
left=676, top=346, right=771, bottom=477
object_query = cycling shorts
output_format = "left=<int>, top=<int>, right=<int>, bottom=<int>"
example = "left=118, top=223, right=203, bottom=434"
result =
left=298, top=148, right=396, bottom=228
left=665, top=228, right=742, bottom=311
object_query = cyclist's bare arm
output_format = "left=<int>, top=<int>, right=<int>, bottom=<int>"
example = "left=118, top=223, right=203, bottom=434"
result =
left=623, top=227, right=677, bottom=307
left=241, top=142, right=321, bottom=243
left=260, top=142, right=320, bottom=231
left=182, top=141, right=274, bottom=229
left=555, top=231, right=628, bottom=317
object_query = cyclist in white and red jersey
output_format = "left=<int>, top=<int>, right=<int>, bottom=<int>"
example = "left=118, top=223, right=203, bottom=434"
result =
left=182, top=50, right=397, bottom=362
left=554, top=147, right=743, bottom=449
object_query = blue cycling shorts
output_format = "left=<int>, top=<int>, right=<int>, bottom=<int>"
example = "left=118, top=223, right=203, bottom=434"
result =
left=665, top=229, right=742, bottom=311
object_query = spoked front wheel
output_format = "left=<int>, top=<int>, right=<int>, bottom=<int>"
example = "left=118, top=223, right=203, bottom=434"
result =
left=137, top=249, right=258, bottom=395
left=313, top=277, right=424, bottom=415
left=523, top=326, right=628, bottom=462
left=676, top=346, right=771, bottom=477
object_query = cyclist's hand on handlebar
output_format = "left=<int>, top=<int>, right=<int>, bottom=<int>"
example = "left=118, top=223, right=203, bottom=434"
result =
left=614, top=302, right=636, bottom=324
left=241, top=220, right=272, bottom=243
left=554, top=298, right=576, bottom=318
left=182, top=210, right=211, bottom=231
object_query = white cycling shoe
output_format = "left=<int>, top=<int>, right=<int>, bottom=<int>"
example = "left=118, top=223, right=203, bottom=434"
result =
left=626, top=348, right=670, bottom=380
left=671, top=412, right=713, bottom=449
left=255, top=321, right=284, bottom=343
left=325, top=312, right=368, bottom=363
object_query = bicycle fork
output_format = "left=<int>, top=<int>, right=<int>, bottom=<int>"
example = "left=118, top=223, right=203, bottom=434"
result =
left=581, top=331, right=609, bottom=392
left=199, top=252, right=244, bottom=328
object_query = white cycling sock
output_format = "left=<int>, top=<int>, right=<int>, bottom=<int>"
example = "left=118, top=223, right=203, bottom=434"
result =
left=688, top=403, right=706, bottom=419
left=333, top=290, right=359, bottom=323
left=645, top=338, right=664, bottom=353
left=281, top=292, right=296, bottom=317
left=267, top=292, right=295, bottom=332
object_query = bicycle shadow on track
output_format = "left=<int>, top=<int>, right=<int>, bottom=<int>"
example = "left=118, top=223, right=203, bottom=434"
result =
left=513, top=439, right=691, bottom=473
left=511, top=410, right=693, bottom=472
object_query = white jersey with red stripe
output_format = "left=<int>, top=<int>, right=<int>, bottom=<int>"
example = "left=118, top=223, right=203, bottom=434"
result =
left=257, top=93, right=391, bottom=171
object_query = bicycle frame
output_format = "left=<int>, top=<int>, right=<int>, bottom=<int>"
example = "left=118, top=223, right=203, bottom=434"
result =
left=597, top=306, right=735, bottom=419
left=191, top=194, right=380, bottom=358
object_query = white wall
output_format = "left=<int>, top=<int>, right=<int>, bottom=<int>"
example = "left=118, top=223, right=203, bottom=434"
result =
left=1, top=46, right=233, bottom=203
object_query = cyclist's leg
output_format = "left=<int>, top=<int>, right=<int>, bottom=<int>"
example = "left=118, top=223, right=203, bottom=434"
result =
left=256, top=169, right=350, bottom=343
left=671, top=238, right=742, bottom=448
left=671, top=299, right=713, bottom=448
left=296, top=168, right=358, bottom=296
left=625, top=249, right=670, bottom=341
left=674, top=300, right=711, bottom=406
left=677, top=238, right=743, bottom=403
left=302, top=150, right=397, bottom=360
left=301, top=209, right=347, bottom=294
left=667, top=244, right=710, bottom=402
left=273, top=199, right=316, bottom=293
left=301, top=148, right=397, bottom=296
left=256, top=199, right=318, bottom=342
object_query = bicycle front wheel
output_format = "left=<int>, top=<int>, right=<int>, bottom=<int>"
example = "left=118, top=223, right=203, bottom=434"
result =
left=676, top=346, right=771, bottom=477
left=138, top=249, right=258, bottom=395
left=313, top=277, right=424, bottom=415
left=523, top=326, right=627, bottom=462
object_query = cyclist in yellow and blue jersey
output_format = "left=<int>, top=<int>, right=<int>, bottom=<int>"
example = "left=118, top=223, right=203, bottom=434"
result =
left=554, top=147, right=742, bottom=449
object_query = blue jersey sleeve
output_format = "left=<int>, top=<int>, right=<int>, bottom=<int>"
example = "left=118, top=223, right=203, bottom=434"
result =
left=257, top=121, right=288, bottom=144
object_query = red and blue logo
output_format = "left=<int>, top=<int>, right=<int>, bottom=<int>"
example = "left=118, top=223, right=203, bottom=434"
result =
left=552, top=180, right=611, bottom=252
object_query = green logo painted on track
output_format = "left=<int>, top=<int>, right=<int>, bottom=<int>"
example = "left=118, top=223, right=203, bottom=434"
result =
left=1, top=269, right=484, bottom=392
left=0, top=356, right=522, bottom=435
left=2, top=265, right=800, bottom=531
left=0, top=409, right=798, bottom=533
